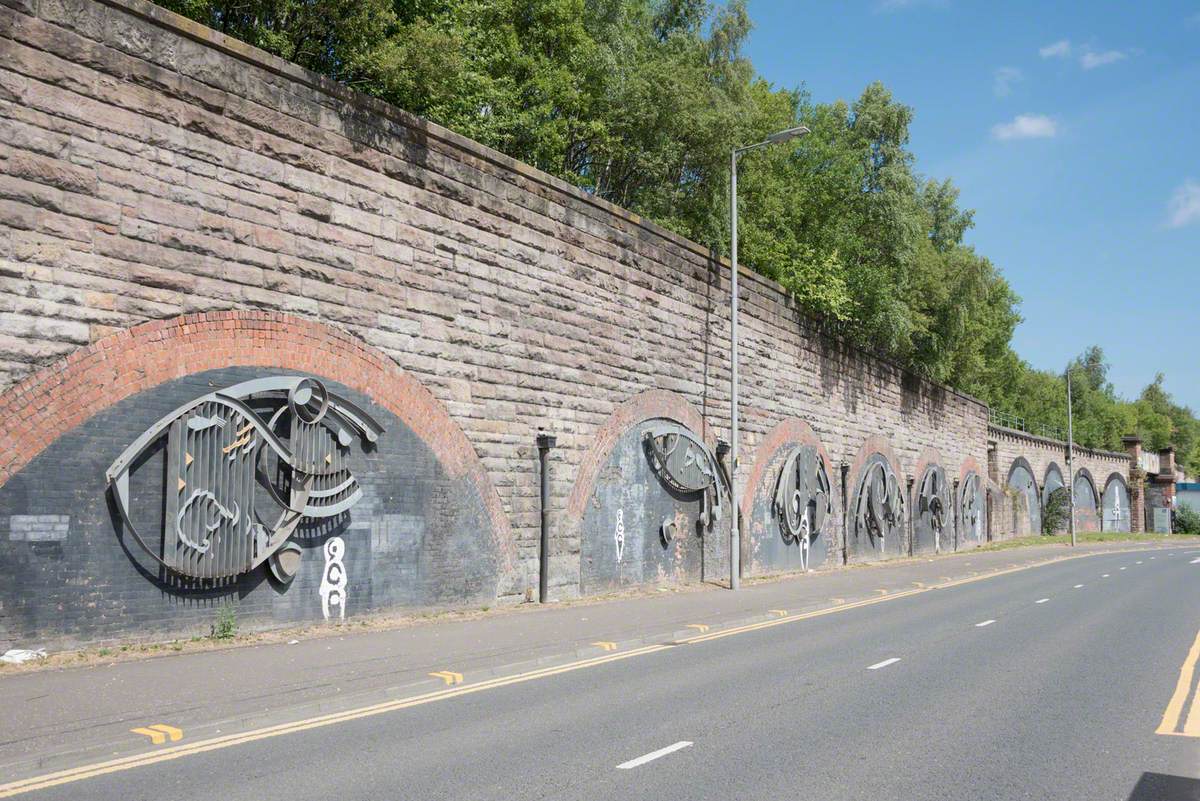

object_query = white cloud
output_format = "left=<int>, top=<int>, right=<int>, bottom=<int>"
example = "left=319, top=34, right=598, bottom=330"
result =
left=1166, top=180, right=1200, bottom=228
left=993, top=66, right=1022, bottom=97
left=1080, top=49, right=1127, bottom=69
left=991, top=114, right=1058, bottom=141
left=1039, top=40, right=1071, bottom=58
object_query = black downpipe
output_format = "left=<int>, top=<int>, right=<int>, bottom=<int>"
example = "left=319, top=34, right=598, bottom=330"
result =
left=536, top=431, right=556, bottom=603
left=906, top=475, right=915, bottom=556
left=840, top=462, right=850, bottom=565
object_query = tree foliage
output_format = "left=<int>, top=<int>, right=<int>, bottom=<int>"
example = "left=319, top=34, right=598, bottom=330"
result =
left=159, top=0, right=1199, bottom=473
left=992, top=346, right=1200, bottom=477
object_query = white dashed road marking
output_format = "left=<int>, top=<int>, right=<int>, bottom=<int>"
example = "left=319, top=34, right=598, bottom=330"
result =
left=868, top=658, right=901, bottom=670
left=1102, top=574, right=1110, bottom=578
left=617, top=741, right=693, bottom=770
left=1074, top=584, right=1084, bottom=589
left=975, top=620, right=996, bottom=628
left=1191, top=558, right=1200, bottom=564
left=1036, top=598, right=1050, bottom=604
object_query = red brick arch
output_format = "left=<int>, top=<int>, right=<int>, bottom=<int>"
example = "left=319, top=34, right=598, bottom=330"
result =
left=739, top=417, right=836, bottom=525
left=911, top=447, right=945, bottom=490
left=0, top=310, right=515, bottom=573
left=564, top=389, right=711, bottom=534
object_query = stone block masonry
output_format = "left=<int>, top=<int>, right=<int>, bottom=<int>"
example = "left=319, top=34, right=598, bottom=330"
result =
left=989, top=426, right=1134, bottom=535
left=0, top=0, right=1142, bottom=646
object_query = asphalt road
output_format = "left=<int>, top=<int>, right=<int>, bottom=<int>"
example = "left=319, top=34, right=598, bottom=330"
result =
left=7, top=547, right=1200, bottom=800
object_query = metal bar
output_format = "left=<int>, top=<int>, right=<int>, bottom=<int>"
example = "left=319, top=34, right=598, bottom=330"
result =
left=730, top=148, right=740, bottom=591
left=1067, top=369, right=1076, bottom=546
left=537, top=433, right=555, bottom=603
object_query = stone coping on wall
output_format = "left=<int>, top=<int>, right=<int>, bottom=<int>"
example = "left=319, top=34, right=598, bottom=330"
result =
left=987, top=425, right=1131, bottom=463
left=82, top=0, right=988, bottom=415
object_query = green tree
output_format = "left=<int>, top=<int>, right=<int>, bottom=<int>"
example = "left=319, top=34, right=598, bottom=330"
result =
left=1135, top=374, right=1200, bottom=475
left=153, top=0, right=1200, bottom=465
left=161, top=0, right=397, bottom=84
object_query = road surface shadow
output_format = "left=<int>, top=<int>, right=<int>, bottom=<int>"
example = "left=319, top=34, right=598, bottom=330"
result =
left=1128, top=772, right=1200, bottom=800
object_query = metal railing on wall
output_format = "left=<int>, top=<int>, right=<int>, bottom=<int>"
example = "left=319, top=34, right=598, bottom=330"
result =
left=988, top=410, right=1064, bottom=443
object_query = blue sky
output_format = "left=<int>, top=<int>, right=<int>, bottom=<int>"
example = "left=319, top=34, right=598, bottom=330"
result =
left=743, top=0, right=1200, bottom=409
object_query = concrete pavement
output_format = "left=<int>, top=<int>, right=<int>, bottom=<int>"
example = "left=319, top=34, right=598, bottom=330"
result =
left=1, top=540, right=1199, bottom=799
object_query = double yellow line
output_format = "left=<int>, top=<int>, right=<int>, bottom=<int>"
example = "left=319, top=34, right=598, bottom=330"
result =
left=1157, top=628, right=1200, bottom=737
left=0, top=546, right=1166, bottom=797
left=0, top=644, right=669, bottom=797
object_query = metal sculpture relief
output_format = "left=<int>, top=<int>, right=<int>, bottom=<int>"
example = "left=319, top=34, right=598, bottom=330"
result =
left=917, top=466, right=949, bottom=552
left=771, top=446, right=832, bottom=570
left=643, top=424, right=727, bottom=532
left=960, top=472, right=982, bottom=542
left=106, top=376, right=383, bottom=583
left=853, top=457, right=905, bottom=552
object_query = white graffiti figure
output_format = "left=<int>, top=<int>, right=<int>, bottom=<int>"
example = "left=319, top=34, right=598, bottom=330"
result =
left=614, top=509, right=626, bottom=563
left=319, top=536, right=348, bottom=621
left=797, top=513, right=811, bottom=572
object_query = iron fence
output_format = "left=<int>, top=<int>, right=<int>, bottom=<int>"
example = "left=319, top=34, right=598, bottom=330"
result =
left=989, top=410, right=1064, bottom=443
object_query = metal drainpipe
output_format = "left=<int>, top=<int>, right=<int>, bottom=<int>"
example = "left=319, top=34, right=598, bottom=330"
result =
left=906, top=475, right=915, bottom=556
left=952, top=478, right=960, bottom=552
left=840, top=462, right=850, bottom=564
left=536, top=431, right=556, bottom=603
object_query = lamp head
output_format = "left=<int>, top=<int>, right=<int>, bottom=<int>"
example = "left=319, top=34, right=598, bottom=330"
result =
left=765, top=125, right=811, bottom=144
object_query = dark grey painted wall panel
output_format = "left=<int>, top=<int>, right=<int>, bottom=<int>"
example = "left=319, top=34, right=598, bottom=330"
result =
left=1007, top=462, right=1041, bottom=535
left=847, top=454, right=907, bottom=563
left=912, top=465, right=949, bottom=555
left=744, top=444, right=836, bottom=576
left=0, top=367, right=499, bottom=647
left=579, top=419, right=726, bottom=594
left=957, top=471, right=987, bottom=549
left=1102, top=478, right=1131, bottom=532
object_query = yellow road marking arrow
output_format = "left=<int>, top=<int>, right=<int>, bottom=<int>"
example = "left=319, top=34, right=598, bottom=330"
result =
left=591, top=641, right=617, bottom=652
left=429, top=671, right=463, bottom=686
left=685, top=624, right=710, bottom=633
left=130, top=728, right=166, bottom=746
left=149, top=725, right=182, bottom=742
left=131, top=724, right=182, bottom=746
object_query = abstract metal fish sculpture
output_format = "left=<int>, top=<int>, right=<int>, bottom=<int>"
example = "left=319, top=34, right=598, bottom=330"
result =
left=961, top=472, right=982, bottom=540
left=855, top=458, right=904, bottom=549
left=643, top=423, right=728, bottom=531
left=772, top=445, right=832, bottom=547
left=918, top=468, right=945, bottom=529
left=106, top=376, right=383, bottom=583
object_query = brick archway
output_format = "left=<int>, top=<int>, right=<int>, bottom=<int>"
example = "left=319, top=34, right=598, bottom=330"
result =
left=564, top=389, right=711, bottom=537
left=0, top=310, right=515, bottom=573
left=739, top=417, right=836, bottom=526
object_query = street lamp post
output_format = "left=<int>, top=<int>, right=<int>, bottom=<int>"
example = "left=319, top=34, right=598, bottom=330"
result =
left=1066, top=366, right=1076, bottom=547
left=729, top=125, right=810, bottom=590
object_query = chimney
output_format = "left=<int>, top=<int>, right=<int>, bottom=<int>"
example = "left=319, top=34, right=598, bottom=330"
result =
left=1159, top=446, right=1175, bottom=477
